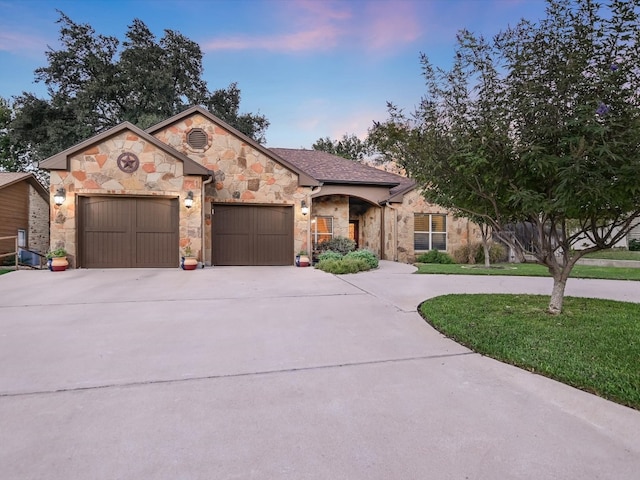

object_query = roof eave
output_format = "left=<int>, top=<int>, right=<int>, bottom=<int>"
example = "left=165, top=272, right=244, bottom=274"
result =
left=319, top=179, right=401, bottom=188
left=39, top=121, right=211, bottom=177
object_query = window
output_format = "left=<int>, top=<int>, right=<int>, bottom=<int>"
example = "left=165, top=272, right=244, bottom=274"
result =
left=312, top=216, right=333, bottom=250
left=414, top=214, right=446, bottom=251
left=17, top=229, right=26, bottom=248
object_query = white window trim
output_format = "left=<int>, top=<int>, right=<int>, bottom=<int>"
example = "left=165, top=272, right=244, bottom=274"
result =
left=312, top=216, right=333, bottom=249
left=17, top=229, right=26, bottom=248
left=414, top=213, right=447, bottom=251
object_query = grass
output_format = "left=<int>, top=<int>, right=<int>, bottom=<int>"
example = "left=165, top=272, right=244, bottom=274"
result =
left=420, top=294, right=640, bottom=410
left=0, top=268, right=11, bottom=275
left=583, top=249, right=640, bottom=261
left=415, top=262, right=640, bottom=281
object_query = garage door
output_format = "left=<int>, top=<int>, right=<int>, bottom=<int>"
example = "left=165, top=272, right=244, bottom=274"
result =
left=79, top=197, right=178, bottom=268
left=212, top=204, right=293, bottom=266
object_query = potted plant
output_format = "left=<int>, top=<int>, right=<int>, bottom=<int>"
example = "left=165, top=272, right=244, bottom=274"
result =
left=181, top=246, right=198, bottom=270
left=295, top=250, right=310, bottom=267
left=47, top=248, right=69, bottom=271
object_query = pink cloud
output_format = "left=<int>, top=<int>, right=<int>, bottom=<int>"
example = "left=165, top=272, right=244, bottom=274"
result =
left=0, top=30, right=47, bottom=56
left=362, top=1, right=423, bottom=52
left=203, top=25, right=342, bottom=52
left=202, top=0, right=423, bottom=54
left=203, top=0, right=349, bottom=52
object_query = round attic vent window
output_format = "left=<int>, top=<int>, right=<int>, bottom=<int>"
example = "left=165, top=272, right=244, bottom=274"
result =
left=187, top=128, right=209, bottom=150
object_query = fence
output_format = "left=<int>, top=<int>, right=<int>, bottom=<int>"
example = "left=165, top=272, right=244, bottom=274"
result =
left=0, top=235, right=18, bottom=270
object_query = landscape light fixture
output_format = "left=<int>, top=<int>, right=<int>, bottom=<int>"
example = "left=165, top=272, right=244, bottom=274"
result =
left=185, top=191, right=194, bottom=209
left=54, top=187, right=66, bottom=206
left=301, top=200, right=309, bottom=216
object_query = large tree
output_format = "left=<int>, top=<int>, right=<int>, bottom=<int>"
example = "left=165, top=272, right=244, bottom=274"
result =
left=0, top=97, right=12, bottom=171
left=312, top=133, right=374, bottom=162
left=0, top=97, right=41, bottom=181
left=9, top=11, right=269, bottom=164
left=369, top=0, right=640, bottom=314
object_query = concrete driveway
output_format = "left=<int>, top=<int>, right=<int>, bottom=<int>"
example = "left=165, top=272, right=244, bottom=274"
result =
left=0, top=262, right=638, bottom=479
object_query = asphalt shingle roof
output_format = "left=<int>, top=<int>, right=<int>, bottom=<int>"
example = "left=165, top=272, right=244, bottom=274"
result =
left=269, top=148, right=416, bottom=196
left=0, top=172, right=32, bottom=188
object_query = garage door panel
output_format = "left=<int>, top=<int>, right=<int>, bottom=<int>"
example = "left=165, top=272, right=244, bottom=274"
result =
left=256, top=207, right=291, bottom=234
left=136, top=199, right=177, bottom=232
left=136, top=232, right=177, bottom=267
left=215, top=234, right=252, bottom=266
left=212, top=205, right=293, bottom=266
left=84, top=231, right=131, bottom=268
left=219, top=207, right=252, bottom=235
left=80, top=197, right=178, bottom=268
left=256, top=234, right=292, bottom=266
left=82, top=198, right=130, bottom=231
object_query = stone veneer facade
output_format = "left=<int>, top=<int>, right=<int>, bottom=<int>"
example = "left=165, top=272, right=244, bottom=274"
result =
left=47, top=108, right=480, bottom=267
left=49, top=130, right=203, bottom=267
left=305, top=189, right=480, bottom=264
left=28, top=184, right=49, bottom=254
left=387, top=189, right=481, bottom=263
left=150, top=113, right=309, bottom=263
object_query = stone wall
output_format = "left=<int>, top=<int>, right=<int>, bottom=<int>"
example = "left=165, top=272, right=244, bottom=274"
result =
left=310, top=196, right=350, bottom=246
left=28, top=185, right=49, bottom=254
left=151, top=114, right=307, bottom=263
left=393, top=189, right=482, bottom=263
left=358, top=205, right=382, bottom=256
left=49, top=130, right=203, bottom=266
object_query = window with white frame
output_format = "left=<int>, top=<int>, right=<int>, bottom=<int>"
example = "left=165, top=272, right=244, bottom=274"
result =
left=414, top=214, right=447, bottom=251
left=312, top=216, right=333, bottom=251
left=17, top=229, right=26, bottom=248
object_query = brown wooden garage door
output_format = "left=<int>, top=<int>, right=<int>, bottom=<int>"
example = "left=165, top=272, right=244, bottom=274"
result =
left=79, top=197, right=178, bottom=268
left=212, top=204, right=293, bottom=266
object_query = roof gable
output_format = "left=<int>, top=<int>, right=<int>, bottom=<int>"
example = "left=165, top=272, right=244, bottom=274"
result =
left=146, top=106, right=319, bottom=186
left=39, top=122, right=211, bottom=176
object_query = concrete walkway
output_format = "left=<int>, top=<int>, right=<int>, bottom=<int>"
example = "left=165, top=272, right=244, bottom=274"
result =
left=0, top=262, right=638, bottom=479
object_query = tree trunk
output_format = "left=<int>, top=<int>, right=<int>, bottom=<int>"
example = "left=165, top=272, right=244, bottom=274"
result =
left=483, top=242, right=491, bottom=267
left=548, top=274, right=567, bottom=315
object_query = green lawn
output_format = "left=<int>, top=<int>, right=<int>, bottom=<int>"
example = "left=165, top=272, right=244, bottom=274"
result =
left=0, top=269, right=11, bottom=275
left=415, top=262, right=640, bottom=281
left=584, top=249, right=640, bottom=261
left=420, top=294, right=640, bottom=409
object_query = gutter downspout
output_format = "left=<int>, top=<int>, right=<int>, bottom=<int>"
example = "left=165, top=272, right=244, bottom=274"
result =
left=202, top=172, right=214, bottom=266
left=309, top=185, right=322, bottom=263
left=380, top=206, right=385, bottom=260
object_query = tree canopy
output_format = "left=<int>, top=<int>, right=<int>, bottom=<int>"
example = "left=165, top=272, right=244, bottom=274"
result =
left=369, top=0, right=640, bottom=313
left=312, top=133, right=374, bottom=162
left=7, top=11, right=269, bottom=166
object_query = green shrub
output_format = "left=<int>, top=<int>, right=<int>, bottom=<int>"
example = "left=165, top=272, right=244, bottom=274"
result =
left=345, top=249, right=379, bottom=269
left=318, top=251, right=343, bottom=262
left=476, top=243, right=508, bottom=264
left=452, top=242, right=507, bottom=264
left=315, top=257, right=370, bottom=274
left=316, top=236, right=356, bottom=255
left=452, top=243, right=482, bottom=264
left=630, top=239, right=640, bottom=252
left=416, top=250, right=455, bottom=264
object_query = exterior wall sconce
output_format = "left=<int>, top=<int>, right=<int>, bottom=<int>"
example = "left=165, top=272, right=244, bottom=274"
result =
left=185, top=191, right=194, bottom=209
left=301, top=200, right=309, bottom=216
left=54, top=187, right=66, bottom=206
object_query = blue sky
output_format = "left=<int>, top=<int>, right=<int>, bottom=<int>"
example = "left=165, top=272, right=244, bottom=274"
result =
left=0, top=0, right=548, bottom=148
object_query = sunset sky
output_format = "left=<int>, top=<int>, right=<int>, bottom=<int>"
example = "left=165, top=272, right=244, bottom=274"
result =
left=0, top=0, right=548, bottom=148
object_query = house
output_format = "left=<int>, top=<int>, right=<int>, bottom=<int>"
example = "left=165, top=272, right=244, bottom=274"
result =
left=0, top=172, right=50, bottom=262
left=40, top=106, right=480, bottom=268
